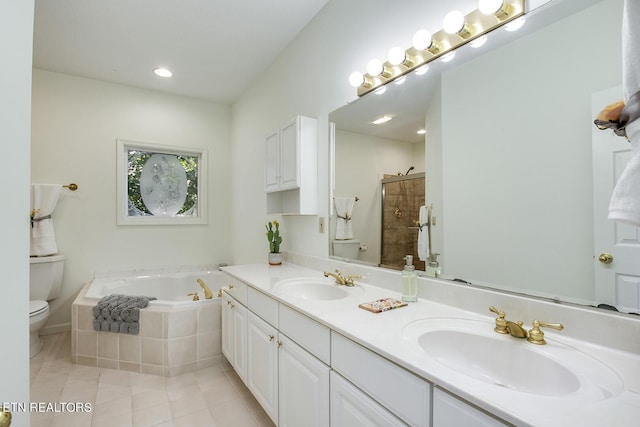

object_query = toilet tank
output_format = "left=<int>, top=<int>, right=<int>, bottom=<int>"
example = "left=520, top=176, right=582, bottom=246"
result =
left=29, top=254, right=65, bottom=301
left=333, top=239, right=360, bottom=259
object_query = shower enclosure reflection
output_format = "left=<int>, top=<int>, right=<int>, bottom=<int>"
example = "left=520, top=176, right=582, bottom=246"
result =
left=381, top=173, right=425, bottom=270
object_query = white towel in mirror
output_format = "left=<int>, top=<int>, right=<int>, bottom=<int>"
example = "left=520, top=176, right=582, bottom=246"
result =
left=334, top=197, right=355, bottom=240
left=31, top=184, right=62, bottom=256
left=418, top=205, right=429, bottom=261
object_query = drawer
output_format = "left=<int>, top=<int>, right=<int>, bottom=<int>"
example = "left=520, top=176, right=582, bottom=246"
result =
left=221, top=273, right=248, bottom=305
left=331, top=332, right=431, bottom=427
left=247, top=287, right=279, bottom=328
left=279, top=304, right=330, bottom=365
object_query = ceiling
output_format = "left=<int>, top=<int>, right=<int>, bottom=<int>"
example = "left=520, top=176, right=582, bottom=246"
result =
left=33, top=0, right=329, bottom=104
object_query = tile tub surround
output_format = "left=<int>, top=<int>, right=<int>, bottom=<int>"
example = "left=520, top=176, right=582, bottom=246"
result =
left=72, top=283, right=222, bottom=377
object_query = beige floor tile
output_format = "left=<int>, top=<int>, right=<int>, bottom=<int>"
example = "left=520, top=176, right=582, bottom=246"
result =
left=132, top=401, right=172, bottom=427
left=172, top=408, right=215, bottom=427
left=169, top=391, right=208, bottom=419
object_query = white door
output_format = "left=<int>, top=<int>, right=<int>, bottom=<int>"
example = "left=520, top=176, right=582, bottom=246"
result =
left=280, top=117, right=300, bottom=190
left=221, top=294, right=233, bottom=361
left=231, top=300, right=247, bottom=383
left=592, top=86, right=640, bottom=313
left=247, top=312, right=279, bottom=424
left=279, top=334, right=330, bottom=427
left=265, top=130, right=280, bottom=192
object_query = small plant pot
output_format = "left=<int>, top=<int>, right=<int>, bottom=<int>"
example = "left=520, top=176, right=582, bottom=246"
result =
left=268, top=252, right=283, bottom=265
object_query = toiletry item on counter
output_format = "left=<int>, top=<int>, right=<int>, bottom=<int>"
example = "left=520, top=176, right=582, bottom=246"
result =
left=426, top=252, right=441, bottom=278
left=359, top=297, right=407, bottom=313
left=402, top=255, right=418, bottom=302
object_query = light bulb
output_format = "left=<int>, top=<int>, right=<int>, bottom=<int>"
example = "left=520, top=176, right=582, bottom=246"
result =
left=367, top=59, right=384, bottom=76
left=415, top=64, right=429, bottom=75
left=412, top=29, right=433, bottom=50
left=388, top=47, right=406, bottom=66
left=349, top=72, right=364, bottom=87
left=374, top=86, right=387, bottom=95
left=479, top=0, right=504, bottom=15
left=443, top=10, right=465, bottom=34
left=394, top=76, right=406, bottom=85
left=441, top=51, right=456, bottom=63
left=470, top=35, right=488, bottom=48
left=505, top=16, right=525, bottom=32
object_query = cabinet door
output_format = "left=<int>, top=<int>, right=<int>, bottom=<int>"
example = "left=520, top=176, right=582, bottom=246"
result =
left=278, top=334, right=330, bottom=427
left=330, top=371, right=406, bottom=427
left=231, top=300, right=247, bottom=383
left=247, top=312, right=279, bottom=424
left=433, top=388, right=508, bottom=427
left=221, top=294, right=233, bottom=362
left=265, top=129, right=280, bottom=192
left=279, top=117, right=300, bottom=190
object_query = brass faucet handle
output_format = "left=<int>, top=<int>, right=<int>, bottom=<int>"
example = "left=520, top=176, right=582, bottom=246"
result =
left=527, top=320, right=564, bottom=345
left=345, top=274, right=363, bottom=285
left=187, top=292, right=200, bottom=301
left=489, top=306, right=509, bottom=334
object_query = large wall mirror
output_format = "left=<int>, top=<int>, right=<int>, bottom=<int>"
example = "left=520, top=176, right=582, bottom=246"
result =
left=330, top=0, right=640, bottom=314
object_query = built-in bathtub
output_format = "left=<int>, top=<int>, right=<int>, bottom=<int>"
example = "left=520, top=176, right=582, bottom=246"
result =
left=72, top=268, right=223, bottom=376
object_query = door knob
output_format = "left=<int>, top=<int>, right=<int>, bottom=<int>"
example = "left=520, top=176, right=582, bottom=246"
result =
left=598, top=253, right=613, bottom=264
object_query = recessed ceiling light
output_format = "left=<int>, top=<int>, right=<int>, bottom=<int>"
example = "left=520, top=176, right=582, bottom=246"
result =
left=153, top=67, right=173, bottom=78
left=372, top=116, right=392, bottom=125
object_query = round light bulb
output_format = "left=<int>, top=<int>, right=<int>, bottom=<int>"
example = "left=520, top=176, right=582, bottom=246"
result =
left=367, top=59, right=384, bottom=76
left=388, top=47, right=406, bottom=66
left=412, top=29, right=433, bottom=50
left=443, top=10, right=465, bottom=34
left=349, top=71, right=364, bottom=87
left=415, top=64, right=429, bottom=75
left=479, top=0, right=504, bottom=15
left=153, top=67, right=173, bottom=78
left=505, top=16, right=525, bottom=32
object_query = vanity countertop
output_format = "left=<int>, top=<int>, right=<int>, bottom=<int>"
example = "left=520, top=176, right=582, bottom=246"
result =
left=221, top=262, right=640, bottom=427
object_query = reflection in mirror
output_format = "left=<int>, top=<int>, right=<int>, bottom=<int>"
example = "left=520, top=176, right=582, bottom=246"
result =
left=117, top=139, right=208, bottom=225
left=330, top=0, right=640, bottom=314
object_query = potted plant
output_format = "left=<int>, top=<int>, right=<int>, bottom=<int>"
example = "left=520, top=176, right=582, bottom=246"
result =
left=265, top=220, right=283, bottom=265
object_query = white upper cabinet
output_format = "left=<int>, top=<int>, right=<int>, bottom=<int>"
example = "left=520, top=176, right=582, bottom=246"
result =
left=265, top=115, right=318, bottom=215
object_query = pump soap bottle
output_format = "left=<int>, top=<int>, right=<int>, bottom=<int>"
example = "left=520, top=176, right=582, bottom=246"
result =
left=401, top=255, right=418, bottom=302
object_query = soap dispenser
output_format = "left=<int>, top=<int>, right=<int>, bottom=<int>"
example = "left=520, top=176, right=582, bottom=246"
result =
left=426, top=252, right=441, bottom=278
left=401, top=255, right=418, bottom=302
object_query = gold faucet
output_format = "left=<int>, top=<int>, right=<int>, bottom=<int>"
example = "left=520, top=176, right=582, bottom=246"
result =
left=527, top=320, right=564, bottom=345
left=197, top=278, right=213, bottom=299
left=323, top=269, right=362, bottom=286
left=489, top=306, right=527, bottom=338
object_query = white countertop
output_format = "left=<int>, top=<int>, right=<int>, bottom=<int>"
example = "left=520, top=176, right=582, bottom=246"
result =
left=221, top=262, right=640, bottom=427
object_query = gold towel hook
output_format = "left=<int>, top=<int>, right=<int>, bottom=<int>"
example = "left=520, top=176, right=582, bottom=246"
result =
left=63, top=183, right=78, bottom=191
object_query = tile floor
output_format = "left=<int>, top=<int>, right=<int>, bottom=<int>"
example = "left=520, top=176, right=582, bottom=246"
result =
left=30, top=332, right=275, bottom=427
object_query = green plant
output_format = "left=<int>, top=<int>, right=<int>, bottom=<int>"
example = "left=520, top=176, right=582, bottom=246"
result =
left=265, top=220, right=283, bottom=253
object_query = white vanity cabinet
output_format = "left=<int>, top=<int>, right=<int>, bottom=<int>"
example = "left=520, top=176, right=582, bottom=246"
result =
left=265, top=115, right=318, bottom=215
left=221, top=291, right=247, bottom=383
left=247, top=311, right=279, bottom=423
left=433, top=388, right=509, bottom=427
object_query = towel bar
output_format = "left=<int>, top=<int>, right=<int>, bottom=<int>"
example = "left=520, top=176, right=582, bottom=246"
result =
left=63, top=183, right=78, bottom=191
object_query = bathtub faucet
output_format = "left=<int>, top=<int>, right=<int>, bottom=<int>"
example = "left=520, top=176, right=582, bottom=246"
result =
left=196, top=279, right=213, bottom=299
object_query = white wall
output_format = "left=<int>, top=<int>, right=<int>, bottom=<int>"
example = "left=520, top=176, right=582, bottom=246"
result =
left=229, top=0, right=457, bottom=264
left=1, top=0, right=33, bottom=422
left=31, top=70, right=231, bottom=331
left=334, top=129, right=423, bottom=264
left=440, top=0, right=621, bottom=303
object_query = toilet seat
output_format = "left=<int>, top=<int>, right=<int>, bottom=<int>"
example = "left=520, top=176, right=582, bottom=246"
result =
left=29, top=300, right=48, bottom=317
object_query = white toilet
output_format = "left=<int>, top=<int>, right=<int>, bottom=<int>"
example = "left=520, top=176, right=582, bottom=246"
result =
left=29, top=254, right=64, bottom=358
left=333, top=239, right=360, bottom=259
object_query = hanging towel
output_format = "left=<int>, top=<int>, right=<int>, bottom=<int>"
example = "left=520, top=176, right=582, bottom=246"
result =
left=609, top=0, right=640, bottom=226
left=418, top=206, right=430, bottom=262
left=30, top=184, right=62, bottom=256
left=334, top=197, right=355, bottom=240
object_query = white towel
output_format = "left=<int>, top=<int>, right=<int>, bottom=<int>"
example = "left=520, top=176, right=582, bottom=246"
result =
left=609, top=0, right=640, bottom=226
left=334, top=197, right=355, bottom=240
left=418, top=205, right=429, bottom=261
left=30, top=184, right=62, bottom=256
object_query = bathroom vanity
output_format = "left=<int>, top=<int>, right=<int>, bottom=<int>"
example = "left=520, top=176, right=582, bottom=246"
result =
left=220, top=259, right=640, bottom=426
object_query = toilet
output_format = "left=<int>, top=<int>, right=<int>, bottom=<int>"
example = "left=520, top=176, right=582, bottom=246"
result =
left=29, top=254, right=64, bottom=358
left=333, top=239, right=360, bottom=259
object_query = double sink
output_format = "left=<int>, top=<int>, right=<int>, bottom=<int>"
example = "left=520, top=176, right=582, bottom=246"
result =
left=271, top=276, right=623, bottom=400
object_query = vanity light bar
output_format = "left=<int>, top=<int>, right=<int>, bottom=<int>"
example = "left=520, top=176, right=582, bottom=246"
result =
left=352, top=0, right=525, bottom=97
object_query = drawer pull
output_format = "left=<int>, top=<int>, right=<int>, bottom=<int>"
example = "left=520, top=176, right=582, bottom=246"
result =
left=268, top=335, right=275, bottom=342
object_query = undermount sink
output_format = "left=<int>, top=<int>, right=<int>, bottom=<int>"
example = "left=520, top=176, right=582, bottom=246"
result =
left=402, top=318, right=623, bottom=398
left=273, top=277, right=363, bottom=300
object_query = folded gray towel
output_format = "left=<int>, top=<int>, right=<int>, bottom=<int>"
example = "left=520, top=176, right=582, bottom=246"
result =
left=92, top=294, right=156, bottom=335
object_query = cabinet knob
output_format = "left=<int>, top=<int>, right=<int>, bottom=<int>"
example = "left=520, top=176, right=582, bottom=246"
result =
left=276, top=340, right=283, bottom=348
left=228, top=284, right=235, bottom=289
left=268, top=335, right=275, bottom=342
